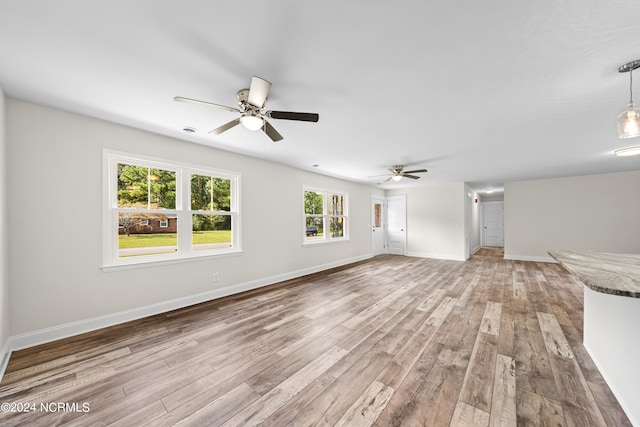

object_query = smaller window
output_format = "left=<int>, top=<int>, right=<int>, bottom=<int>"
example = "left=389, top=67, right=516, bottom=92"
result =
left=303, top=187, right=348, bottom=244
left=159, top=219, right=169, bottom=228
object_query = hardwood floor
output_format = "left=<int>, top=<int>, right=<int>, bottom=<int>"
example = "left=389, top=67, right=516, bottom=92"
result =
left=0, top=249, right=632, bottom=426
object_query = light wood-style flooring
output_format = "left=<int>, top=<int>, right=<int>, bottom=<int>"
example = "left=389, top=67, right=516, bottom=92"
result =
left=0, top=249, right=632, bottom=426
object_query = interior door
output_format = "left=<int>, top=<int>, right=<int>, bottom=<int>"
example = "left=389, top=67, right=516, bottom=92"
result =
left=386, top=195, right=406, bottom=255
left=371, top=195, right=386, bottom=255
left=482, top=202, right=504, bottom=247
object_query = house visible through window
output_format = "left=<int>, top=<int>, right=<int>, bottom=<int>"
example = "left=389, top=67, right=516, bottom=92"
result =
left=104, top=151, right=240, bottom=267
left=303, top=187, right=348, bottom=243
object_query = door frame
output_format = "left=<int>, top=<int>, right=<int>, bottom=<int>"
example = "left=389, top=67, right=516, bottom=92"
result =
left=385, top=194, right=407, bottom=255
left=370, top=194, right=407, bottom=255
left=480, top=201, right=504, bottom=247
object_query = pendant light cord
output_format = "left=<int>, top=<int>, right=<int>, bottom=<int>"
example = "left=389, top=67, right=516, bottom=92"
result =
left=629, top=68, right=633, bottom=105
left=630, top=68, right=634, bottom=105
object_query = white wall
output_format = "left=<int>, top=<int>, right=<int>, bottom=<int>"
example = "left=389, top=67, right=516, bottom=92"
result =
left=7, top=99, right=378, bottom=343
left=504, top=171, right=640, bottom=261
left=0, top=86, right=10, bottom=370
left=387, top=182, right=466, bottom=261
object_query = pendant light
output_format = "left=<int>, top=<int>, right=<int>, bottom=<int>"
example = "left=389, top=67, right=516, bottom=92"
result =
left=616, top=60, right=640, bottom=139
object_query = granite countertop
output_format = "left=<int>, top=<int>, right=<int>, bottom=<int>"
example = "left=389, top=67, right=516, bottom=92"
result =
left=549, top=250, right=640, bottom=298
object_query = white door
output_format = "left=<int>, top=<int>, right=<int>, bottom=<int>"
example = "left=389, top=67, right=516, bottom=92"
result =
left=482, top=202, right=504, bottom=247
left=386, top=195, right=406, bottom=255
left=371, top=195, right=386, bottom=255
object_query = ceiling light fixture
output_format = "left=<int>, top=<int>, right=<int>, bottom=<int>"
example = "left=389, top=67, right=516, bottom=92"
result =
left=240, top=112, right=264, bottom=131
left=614, top=145, right=640, bottom=156
left=391, top=175, right=403, bottom=182
left=617, top=60, right=640, bottom=139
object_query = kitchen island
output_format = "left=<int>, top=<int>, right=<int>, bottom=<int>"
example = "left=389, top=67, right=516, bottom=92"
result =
left=549, top=250, right=640, bottom=427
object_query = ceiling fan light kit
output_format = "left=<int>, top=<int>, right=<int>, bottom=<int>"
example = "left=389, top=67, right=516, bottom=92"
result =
left=239, top=112, right=264, bottom=131
left=617, top=60, right=640, bottom=139
left=174, top=76, right=319, bottom=142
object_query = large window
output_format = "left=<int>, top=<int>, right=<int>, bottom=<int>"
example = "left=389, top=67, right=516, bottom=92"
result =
left=103, top=151, right=240, bottom=267
left=303, top=187, right=348, bottom=244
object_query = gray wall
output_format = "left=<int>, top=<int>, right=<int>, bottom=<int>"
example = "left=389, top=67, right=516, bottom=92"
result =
left=7, top=99, right=380, bottom=340
left=387, top=182, right=467, bottom=260
left=504, top=171, right=640, bottom=261
left=0, top=86, right=9, bottom=363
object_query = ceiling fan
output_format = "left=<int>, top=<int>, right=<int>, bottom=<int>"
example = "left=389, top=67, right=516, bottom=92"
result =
left=373, top=165, right=429, bottom=182
left=174, top=76, right=319, bottom=142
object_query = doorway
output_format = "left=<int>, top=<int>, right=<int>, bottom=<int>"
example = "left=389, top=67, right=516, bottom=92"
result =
left=481, top=202, right=504, bottom=247
left=371, top=194, right=407, bottom=255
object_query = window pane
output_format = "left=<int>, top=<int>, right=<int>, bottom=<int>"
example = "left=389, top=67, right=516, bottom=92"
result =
left=374, top=203, right=382, bottom=227
left=328, top=194, right=344, bottom=215
left=192, top=214, right=232, bottom=251
left=118, top=212, right=177, bottom=257
left=305, top=216, right=324, bottom=240
left=330, top=217, right=345, bottom=238
left=118, top=164, right=176, bottom=209
left=191, top=175, right=231, bottom=212
left=304, top=191, right=323, bottom=215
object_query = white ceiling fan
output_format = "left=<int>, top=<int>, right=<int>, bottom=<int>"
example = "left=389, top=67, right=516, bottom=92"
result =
left=174, top=76, right=319, bottom=141
left=372, top=165, right=429, bottom=182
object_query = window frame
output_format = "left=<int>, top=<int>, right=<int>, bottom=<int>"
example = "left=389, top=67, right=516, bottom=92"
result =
left=102, top=150, right=241, bottom=269
left=302, top=186, right=349, bottom=245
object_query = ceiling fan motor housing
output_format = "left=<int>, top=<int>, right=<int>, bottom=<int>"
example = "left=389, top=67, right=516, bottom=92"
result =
left=236, top=89, right=251, bottom=108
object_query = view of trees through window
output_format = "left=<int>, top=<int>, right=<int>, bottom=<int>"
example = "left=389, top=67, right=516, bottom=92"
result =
left=304, top=188, right=347, bottom=242
left=113, top=162, right=235, bottom=259
left=117, top=164, right=177, bottom=257
left=304, top=191, right=324, bottom=239
left=191, top=174, right=232, bottom=251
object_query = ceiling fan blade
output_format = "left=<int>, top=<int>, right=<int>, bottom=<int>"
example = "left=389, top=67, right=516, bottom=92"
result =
left=248, top=76, right=271, bottom=108
left=403, top=174, right=421, bottom=180
left=174, top=96, right=240, bottom=113
left=263, top=120, right=283, bottom=142
left=403, top=169, right=428, bottom=174
left=384, top=176, right=393, bottom=183
left=267, top=111, right=319, bottom=122
left=209, top=118, right=241, bottom=135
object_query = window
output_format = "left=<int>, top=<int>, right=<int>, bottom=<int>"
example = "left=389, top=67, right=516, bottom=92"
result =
left=303, top=187, right=348, bottom=244
left=104, top=151, right=240, bottom=267
left=190, top=174, right=232, bottom=252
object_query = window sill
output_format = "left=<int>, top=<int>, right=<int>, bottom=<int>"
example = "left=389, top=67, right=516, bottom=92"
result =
left=101, top=250, right=242, bottom=272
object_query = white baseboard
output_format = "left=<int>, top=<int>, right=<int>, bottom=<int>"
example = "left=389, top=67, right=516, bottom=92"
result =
left=405, top=251, right=466, bottom=262
left=7, top=254, right=372, bottom=353
left=584, top=342, right=638, bottom=427
left=503, top=253, right=556, bottom=263
left=0, top=339, right=10, bottom=380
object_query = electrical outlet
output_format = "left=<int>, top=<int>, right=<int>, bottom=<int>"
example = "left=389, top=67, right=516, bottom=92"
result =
left=213, top=272, right=219, bottom=282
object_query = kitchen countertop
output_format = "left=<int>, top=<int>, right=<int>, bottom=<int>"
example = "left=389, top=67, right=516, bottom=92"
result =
left=548, top=250, right=640, bottom=298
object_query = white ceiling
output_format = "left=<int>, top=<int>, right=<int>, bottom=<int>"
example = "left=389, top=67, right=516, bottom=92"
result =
left=1, top=1, right=640, bottom=191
